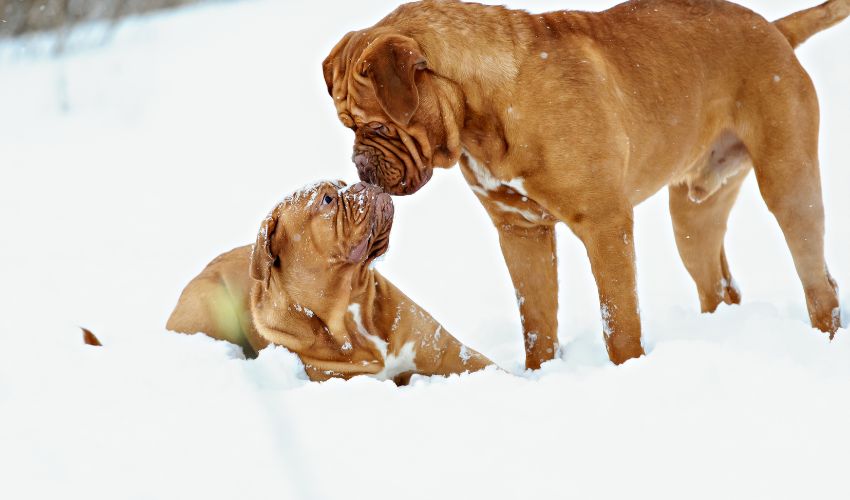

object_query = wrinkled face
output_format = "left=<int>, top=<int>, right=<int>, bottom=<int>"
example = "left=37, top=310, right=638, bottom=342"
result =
left=323, top=30, right=457, bottom=195
left=250, top=180, right=394, bottom=288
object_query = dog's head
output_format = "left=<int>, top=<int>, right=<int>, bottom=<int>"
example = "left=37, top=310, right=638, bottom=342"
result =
left=250, top=180, right=394, bottom=289
left=323, top=30, right=461, bottom=195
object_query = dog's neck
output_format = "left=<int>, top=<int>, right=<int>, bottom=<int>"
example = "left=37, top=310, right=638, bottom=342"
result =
left=387, top=2, right=526, bottom=92
left=252, top=264, right=387, bottom=367
left=391, top=2, right=590, bottom=166
left=268, top=263, right=373, bottom=326
left=397, top=3, right=531, bottom=165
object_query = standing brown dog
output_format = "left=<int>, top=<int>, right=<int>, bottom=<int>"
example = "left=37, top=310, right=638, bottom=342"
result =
left=167, top=181, right=492, bottom=382
left=323, top=0, right=848, bottom=368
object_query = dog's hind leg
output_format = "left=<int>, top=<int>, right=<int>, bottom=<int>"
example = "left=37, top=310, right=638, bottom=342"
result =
left=740, top=72, right=840, bottom=335
left=669, top=163, right=749, bottom=313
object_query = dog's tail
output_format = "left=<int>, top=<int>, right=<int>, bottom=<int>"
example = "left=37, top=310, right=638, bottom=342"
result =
left=81, top=327, right=103, bottom=347
left=774, top=0, right=850, bottom=48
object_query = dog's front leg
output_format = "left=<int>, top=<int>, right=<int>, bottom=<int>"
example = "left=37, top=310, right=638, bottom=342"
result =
left=569, top=210, right=645, bottom=365
left=494, top=223, right=559, bottom=370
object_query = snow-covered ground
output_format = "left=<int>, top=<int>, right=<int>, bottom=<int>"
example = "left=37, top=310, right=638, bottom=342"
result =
left=1, top=1, right=849, bottom=498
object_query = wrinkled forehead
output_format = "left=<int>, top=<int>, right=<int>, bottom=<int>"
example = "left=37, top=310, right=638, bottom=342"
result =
left=280, top=180, right=347, bottom=213
left=328, top=33, right=358, bottom=105
left=329, top=30, right=385, bottom=118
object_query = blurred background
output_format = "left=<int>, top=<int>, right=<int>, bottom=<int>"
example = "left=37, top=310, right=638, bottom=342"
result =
left=1, top=0, right=196, bottom=36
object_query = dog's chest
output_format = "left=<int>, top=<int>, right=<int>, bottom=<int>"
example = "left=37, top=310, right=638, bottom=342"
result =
left=459, top=151, right=555, bottom=227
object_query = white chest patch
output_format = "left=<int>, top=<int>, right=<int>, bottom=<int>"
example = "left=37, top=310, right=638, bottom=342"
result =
left=462, top=152, right=550, bottom=223
left=347, top=303, right=417, bottom=381
left=465, top=151, right=503, bottom=191
left=375, top=342, right=418, bottom=381
left=463, top=150, right=529, bottom=197
left=492, top=201, right=543, bottom=223
left=504, top=177, right=528, bottom=196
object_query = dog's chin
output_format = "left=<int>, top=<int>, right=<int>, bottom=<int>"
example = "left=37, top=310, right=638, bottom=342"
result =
left=347, top=228, right=392, bottom=264
left=354, top=150, right=434, bottom=196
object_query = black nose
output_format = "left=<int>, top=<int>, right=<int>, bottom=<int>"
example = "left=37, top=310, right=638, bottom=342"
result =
left=353, top=152, right=377, bottom=184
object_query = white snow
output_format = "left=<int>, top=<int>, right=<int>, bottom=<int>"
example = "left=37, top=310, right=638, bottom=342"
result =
left=294, top=303, right=315, bottom=318
left=1, top=1, right=850, bottom=499
left=458, top=345, right=472, bottom=364
left=600, top=303, right=614, bottom=339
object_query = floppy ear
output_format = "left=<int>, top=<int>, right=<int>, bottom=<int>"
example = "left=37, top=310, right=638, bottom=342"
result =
left=323, top=31, right=356, bottom=97
left=361, top=34, right=427, bottom=126
left=250, top=210, right=280, bottom=289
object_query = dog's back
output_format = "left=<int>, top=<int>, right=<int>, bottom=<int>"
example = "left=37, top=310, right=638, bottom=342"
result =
left=166, top=245, right=268, bottom=357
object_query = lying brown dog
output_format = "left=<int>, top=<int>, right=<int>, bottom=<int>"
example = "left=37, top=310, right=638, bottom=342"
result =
left=167, top=181, right=492, bottom=382
left=323, top=0, right=848, bottom=368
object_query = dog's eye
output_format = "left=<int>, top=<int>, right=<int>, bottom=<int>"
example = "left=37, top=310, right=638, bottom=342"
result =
left=321, top=194, right=334, bottom=206
left=368, top=122, right=390, bottom=136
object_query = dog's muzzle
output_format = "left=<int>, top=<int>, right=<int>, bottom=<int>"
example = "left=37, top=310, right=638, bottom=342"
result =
left=352, top=150, right=432, bottom=196
left=353, top=152, right=379, bottom=185
left=347, top=181, right=394, bottom=221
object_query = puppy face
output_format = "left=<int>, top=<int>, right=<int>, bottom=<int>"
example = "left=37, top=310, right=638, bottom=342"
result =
left=323, top=31, right=459, bottom=195
left=250, top=180, right=394, bottom=288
